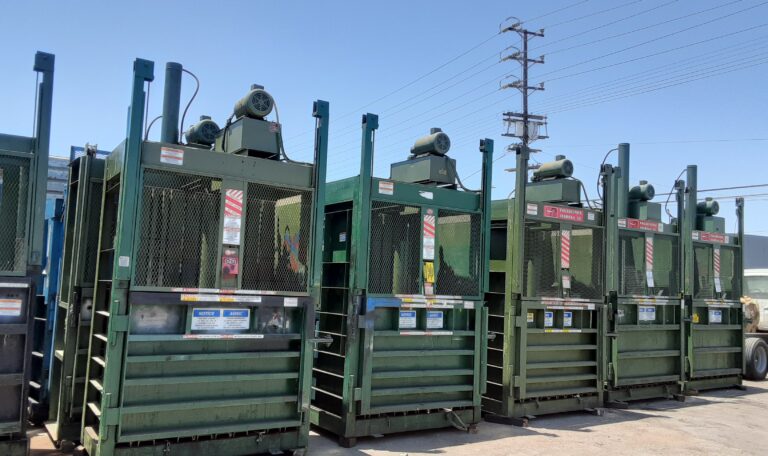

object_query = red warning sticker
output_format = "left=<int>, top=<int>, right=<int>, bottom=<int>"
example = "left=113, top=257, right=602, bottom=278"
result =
left=544, top=205, right=585, bottom=223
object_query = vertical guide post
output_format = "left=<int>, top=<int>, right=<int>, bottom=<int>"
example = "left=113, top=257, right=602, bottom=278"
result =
left=97, top=58, right=154, bottom=448
left=30, top=52, right=55, bottom=270
left=683, top=166, right=697, bottom=297
left=310, top=100, right=330, bottom=299
left=617, top=143, right=630, bottom=219
left=503, top=145, right=529, bottom=407
left=351, top=114, right=378, bottom=292
left=480, top=139, right=494, bottom=296
left=736, top=196, right=745, bottom=375
left=602, top=163, right=619, bottom=386
left=479, top=139, right=494, bottom=398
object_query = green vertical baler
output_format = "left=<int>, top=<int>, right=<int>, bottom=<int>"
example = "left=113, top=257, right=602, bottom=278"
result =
left=46, top=149, right=105, bottom=447
left=311, top=120, right=493, bottom=447
left=683, top=166, right=745, bottom=393
left=603, top=144, right=687, bottom=404
left=0, top=51, right=54, bottom=456
left=78, top=59, right=329, bottom=456
left=484, top=149, right=605, bottom=425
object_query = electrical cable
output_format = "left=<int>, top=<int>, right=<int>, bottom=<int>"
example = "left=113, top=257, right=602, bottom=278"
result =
left=664, top=169, right=687, bottom=221
left=32, top=72, right=39, bottom=136
left=179, top=68, right=200, bottom=143
left=596, top=148, right=617, bottom=201
left=144, top=80, right=151, bottom=140
left=144, top=115, right=162, bottom=141
left=272, top=101, right=300, bottom=163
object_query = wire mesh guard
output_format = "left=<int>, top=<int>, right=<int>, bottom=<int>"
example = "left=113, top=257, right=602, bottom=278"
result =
left=241, top=183, right=313, bottom=292
left=134, top=169, right=221, bottom=288
left=522, top=221, right=604, bottom=300
left=694, top=243, right=739, bottom=300
left=0, top=155, right=30, bottom=273
left=435, top=210, right=482, bottom=297
left=82, top=181, right=103, bottom=282
left=619, top=232, right=679, bottom=297
left=368, top=201, right=421, bottom=295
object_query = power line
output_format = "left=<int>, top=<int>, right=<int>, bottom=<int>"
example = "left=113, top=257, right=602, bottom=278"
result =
left=520, top=0, right=592, bottom=25
left=543, top=0, right=646, bottom=29
left=540, top=49, right=768, bottom=112
left=537, top=1, right=768, bottom=80
left=532, top=0, right=681, bottom=51
left=547, top=138, right=768, bottom=147
left=542, top=0, right=744, bottom=56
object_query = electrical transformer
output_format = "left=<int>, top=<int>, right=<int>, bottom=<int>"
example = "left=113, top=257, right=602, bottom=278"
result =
left=311, top=118, right=493, bottom=447
left=484, top=147, right=605, bottom=425
left=46, top=148, right=105, bottom=448
left=0, top=51, right=54, bottom=456
left=683, top=165, right=745, bottom=393
left=603, top=144, right=687, bottom=404
left=77, top=59, right=328, bottom=456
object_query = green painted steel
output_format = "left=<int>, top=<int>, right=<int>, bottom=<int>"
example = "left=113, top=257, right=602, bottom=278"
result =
left=603, top=146, right=687, bottom=403
left=682, top=166, right=745, bottom=393
left=0, top=51, right=54, bottom=455
left=483, top=147, right=605, bottom=423
left=311, top=114, right=493, bottom=446
left=46, top=155, right=104, bottom=446
left=79, top=58, right=328, bottom=456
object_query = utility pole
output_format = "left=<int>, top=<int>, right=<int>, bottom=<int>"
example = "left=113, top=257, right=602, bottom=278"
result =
left=500, top=19, right=547, bottom=151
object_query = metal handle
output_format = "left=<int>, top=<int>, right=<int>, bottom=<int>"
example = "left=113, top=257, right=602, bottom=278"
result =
left=487, top=332, right=497, bottom=341
left=310, top=336, right=333, bottom=346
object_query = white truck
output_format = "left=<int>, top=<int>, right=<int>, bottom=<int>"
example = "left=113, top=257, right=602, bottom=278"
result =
left=744, top=269, right=768, bottom=380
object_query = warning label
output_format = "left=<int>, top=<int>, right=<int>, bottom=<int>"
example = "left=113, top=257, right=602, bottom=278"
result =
left=638, top=305, right=656, bottom=322
left=544, top=311, right=554, bottom=327
left=622, top=218, right=663, bottom=233
left=543, top=205, right=585, bottom=222
left=399, top=310, right=417, bottom=329
left=191, top=308, right=251, bottom=331
left=563, top=311, right=573, bottom=327
left=423, top=209, right=436, bottom=260
left=709, top=309, right=723, bottom=324
left=160, top=147, right=184, bottom=166
left=378, top=181, right=394, bottom=195
left=223, top=189, right=244, bottom=245
left=426, top=311, right=444, bottom=329
left=0, top=298, right=22, bottom=317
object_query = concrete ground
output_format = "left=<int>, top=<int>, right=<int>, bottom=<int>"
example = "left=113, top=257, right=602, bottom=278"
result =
left=31, top=381, right=768, bottom=455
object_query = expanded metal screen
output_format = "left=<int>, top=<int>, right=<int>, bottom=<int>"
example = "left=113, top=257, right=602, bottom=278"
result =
left=0, top=155, right=31, bottom=273
left=523, top=221, right=560, bottom=298
left=522, top=221, right=604, bottom=300
left=241, top=183, right=313, bottom=292
left=82, top=181, right=103, bottom=282
left=134, top=169, right=221, bottom=288
left=619, top=232, right=679, bottom=297
left=435, top=210, right=482, bottom=297
left=693, top=243, right=740, bottom=300
left=368, top=201, right=420, bottom=295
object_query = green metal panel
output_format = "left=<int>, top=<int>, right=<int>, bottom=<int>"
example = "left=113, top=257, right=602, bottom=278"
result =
left=311, top=117, right=492, bottom=446
left=80, top=58, right=329, bottom=456
left=683, top=166, right=745, bottom=393
left=0, top=51, right=54, bottom=456
left=603, top=149, right=686, bottom=403
left=46, top=155, right=104, bottom=445
left=483, top=147, right=604, bottom=423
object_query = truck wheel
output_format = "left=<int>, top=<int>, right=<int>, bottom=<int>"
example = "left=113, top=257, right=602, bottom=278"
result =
left=745, top=337, right=768, bottom=380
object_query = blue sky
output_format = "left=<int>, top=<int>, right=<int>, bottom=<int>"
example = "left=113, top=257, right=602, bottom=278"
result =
left=1, top=0, right=766, bottom=234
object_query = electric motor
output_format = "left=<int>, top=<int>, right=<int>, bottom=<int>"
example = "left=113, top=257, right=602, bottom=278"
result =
left=185, top=115, right=220, bottom=146
left=697, top=197, right=720, bottom=216
left=629, top=180, right=655, bottom=201
left=533, top=155, right=573, bottom=181
left=234, top=84, right=274, bottom=119
left=410, top=128, right=451, bottom=156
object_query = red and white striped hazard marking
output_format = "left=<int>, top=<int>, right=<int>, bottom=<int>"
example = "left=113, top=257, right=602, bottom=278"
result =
left=713, top=247, right=721, bottom=278
left=645, top=236, right=654, bottom=271
left=423, top=214, right=436, bottom=239
left=561, top=230, right=571, bottom=269
left=224, top=190, right=243, bottom=217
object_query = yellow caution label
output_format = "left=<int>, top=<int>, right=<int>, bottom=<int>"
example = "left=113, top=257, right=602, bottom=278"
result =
left=423, top=261, right=435, bottom=283
left=692, top=313, right=700, bottom=324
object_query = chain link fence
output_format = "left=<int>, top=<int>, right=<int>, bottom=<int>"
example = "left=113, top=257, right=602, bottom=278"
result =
left=0, top=155, right=30, bottom=273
